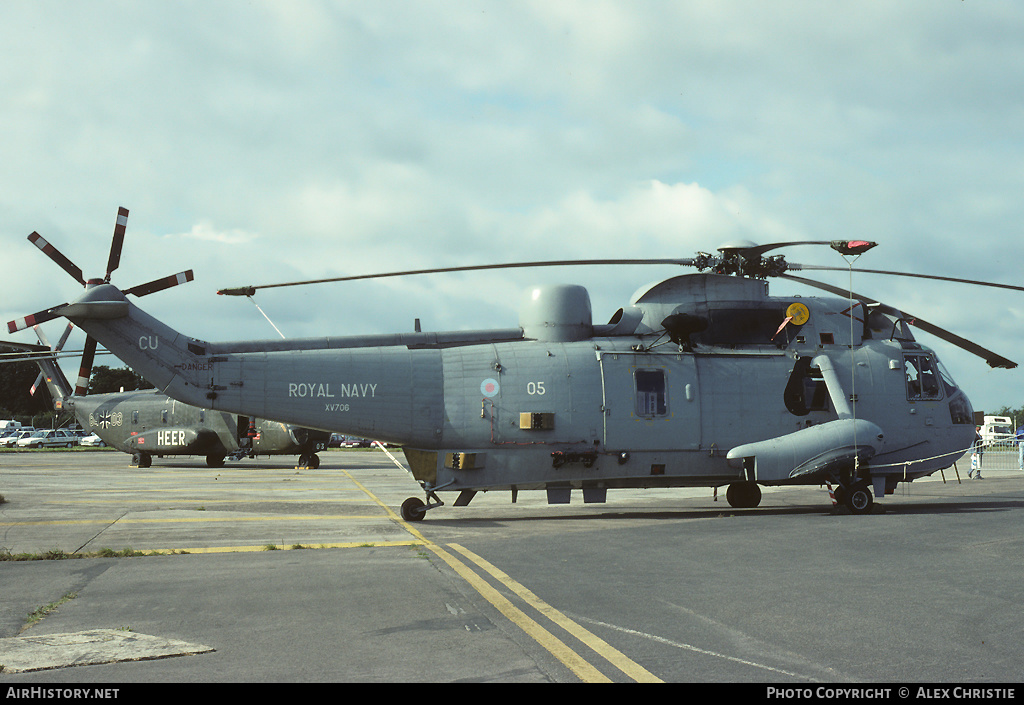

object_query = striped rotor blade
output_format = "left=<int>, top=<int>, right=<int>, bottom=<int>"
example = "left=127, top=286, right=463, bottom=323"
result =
left=54, top=323, right=75, bottom=351
left=30, top=371, right=45, bottom=396
left=75, top=337, right=97, bottom=396
left=105, top=206, right=129, bottom=281
left=28, top=232, right=86, bottom=286
left=124, top=270, right=194, bottom=297
left=7, top=305, right=68, bottom=334
left=33, top=324, right=53, bottom=349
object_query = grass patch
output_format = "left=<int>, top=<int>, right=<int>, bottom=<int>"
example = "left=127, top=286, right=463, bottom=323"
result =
left=0, top=547, right=156, bottom=562
left=25, top=592, right=77, bottom=630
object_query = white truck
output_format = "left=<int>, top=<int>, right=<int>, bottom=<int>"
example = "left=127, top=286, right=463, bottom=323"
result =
left=0, top=420, right=23, bottom=431
left=979, top=416, right=1015, bottom=444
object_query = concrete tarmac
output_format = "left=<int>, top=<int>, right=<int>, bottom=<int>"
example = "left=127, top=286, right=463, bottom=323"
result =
left=1, top=447, right=1022, bottom=684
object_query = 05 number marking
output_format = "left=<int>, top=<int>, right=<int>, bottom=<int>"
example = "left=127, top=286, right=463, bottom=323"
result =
left=526, top=381, right=546, bottom=395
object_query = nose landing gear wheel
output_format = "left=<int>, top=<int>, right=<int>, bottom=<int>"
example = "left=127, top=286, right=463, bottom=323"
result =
left=401, top=497, right=426, bottom=522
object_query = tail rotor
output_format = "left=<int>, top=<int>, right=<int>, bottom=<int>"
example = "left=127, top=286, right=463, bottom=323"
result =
left=7, top=206, right=194, bottom=336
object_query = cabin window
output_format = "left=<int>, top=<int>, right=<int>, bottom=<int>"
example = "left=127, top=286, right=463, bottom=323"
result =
left=904, top=353, right=942, bottom=401
left=634, top=369, right=668, bottom=417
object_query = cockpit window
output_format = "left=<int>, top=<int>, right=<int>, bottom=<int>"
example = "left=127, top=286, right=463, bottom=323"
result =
left=904, top=353, right=942, bottom=401
left=936, top=360, right=959, bottom=398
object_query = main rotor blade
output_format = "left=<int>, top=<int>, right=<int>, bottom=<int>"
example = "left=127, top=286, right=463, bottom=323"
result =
left=123, top=270, right=195, bottom=297
left=7, top=304, right=69, bottom=334
left=217, top=258, right=697, bottom=296
left=105, top=206, right=129, bottom=282
left=780, top=273, right=1017, bottom=369
left=27, top=232, right=86, bottom=286
left=786, top=264, right=1024, bottom=294
left=721, top=240, right=877, bottom=257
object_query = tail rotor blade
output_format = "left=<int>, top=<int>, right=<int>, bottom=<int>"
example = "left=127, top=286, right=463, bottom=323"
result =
left=124, top=270, right=195, bottom=297
left=105, top=206, right=129, bottom=282
left=75, top=337, right=97, bottom=396
left=7, top=304, right=68, bottom=334
left=27, top=232, right=86, bottom=286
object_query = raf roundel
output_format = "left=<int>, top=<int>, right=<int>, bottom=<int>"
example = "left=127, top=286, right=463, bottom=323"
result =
left=480, top=378, right=500, bottom=397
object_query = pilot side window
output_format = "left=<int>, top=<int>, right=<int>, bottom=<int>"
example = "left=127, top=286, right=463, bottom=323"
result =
left=635, top=369, right=668, bottom=417
left=904, top=353, right=942, bottom=401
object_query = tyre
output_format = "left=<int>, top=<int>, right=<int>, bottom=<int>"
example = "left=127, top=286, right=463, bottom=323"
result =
left=845, top=482, right=873, bottom=514
left=401, top=497, right=426, bottom=522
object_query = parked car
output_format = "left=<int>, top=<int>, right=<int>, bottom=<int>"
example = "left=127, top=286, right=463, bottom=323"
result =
left=0, top=430, right=36, bottom=448
left=16, top=429, right=79, bottom=448
left=79, top=433, right=107, bottom=447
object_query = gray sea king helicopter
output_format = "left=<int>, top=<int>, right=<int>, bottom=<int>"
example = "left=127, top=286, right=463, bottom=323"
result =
left=8, top=207, right=1022, bottom=519
left=0, top=329, right=331, bottom=469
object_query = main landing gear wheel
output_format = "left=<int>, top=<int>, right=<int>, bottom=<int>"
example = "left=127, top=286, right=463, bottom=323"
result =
left=401, top=497, right=426, bottom=522
left=844, top=481, right=874, bottom=515
left=297, top=453, right=320, bottom=469
left=725, top=481, right=762, bottom=509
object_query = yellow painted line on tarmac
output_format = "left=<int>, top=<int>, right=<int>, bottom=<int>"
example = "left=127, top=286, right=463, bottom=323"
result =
left=0, top=515, right=384, bottom=527
left=338, top=467, right=660, bottom=683
left=85, top=486, right=369, bottom=492
left=421, top=542, right=612, bottom=683
left=37, top=497, right=377, bottom=505
left=447, top=543, right=663, bottom=683
left=148, top=540, right=425, bottom=554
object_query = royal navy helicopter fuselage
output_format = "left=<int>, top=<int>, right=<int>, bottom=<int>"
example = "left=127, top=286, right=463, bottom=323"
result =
left=10, top=210, right=1017, bottom=519
left=49, top=269, right=976, bottom=516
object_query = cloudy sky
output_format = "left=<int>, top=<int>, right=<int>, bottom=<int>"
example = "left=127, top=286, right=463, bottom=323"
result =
left=2, top=0, right=1022, bottom=414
